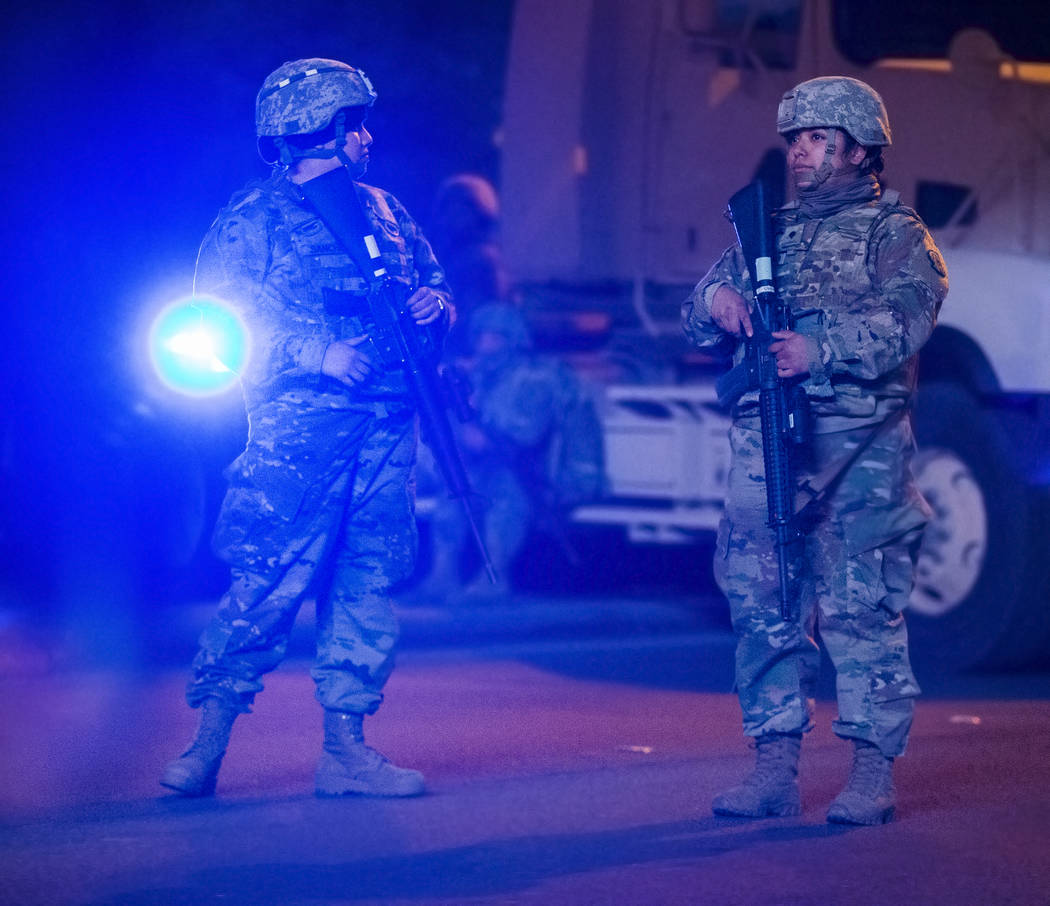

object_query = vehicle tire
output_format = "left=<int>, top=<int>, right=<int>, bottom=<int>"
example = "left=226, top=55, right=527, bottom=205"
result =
left=907, top=381, right=1047, bottom=671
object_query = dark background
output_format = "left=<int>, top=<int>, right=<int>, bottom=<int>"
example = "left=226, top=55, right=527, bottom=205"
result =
left=0, top=0, right=515, bottom=647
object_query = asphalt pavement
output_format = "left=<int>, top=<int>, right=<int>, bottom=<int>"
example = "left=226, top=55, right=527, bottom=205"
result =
left=3, top=584, right=1050, bottom=905
left=2, top=629, right=1049, bottom=906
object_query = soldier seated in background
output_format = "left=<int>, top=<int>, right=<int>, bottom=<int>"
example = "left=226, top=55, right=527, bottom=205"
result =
left=416, top=302, right=603, bottom=600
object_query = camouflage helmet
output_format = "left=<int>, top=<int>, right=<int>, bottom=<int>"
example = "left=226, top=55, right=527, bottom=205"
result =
left=776, top=76, right=891, bottom=147
left=255, top=58, right=377, bottom=139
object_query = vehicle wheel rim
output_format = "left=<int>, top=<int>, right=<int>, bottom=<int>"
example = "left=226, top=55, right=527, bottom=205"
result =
left=909, top=447, right=988, bottom=618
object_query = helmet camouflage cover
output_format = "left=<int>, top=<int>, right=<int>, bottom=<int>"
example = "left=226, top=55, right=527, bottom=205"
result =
left=256, top=58, right=377, bottom=139
left=776, top=76, right=891, bottom=146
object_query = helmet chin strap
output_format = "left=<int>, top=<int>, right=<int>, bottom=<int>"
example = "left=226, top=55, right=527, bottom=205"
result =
left=330, top=110, right=355, bottom=170
left=273, top=110, right=356, bottom=169
left=805, top=127, right=840, bottom=190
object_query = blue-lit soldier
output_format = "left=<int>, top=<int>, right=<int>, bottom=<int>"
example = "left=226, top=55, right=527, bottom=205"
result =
left=161, top=59, right=452, bottom=798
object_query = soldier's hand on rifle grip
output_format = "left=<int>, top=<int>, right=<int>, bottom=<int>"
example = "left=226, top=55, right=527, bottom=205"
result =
left=406, top=286, right=447, bottom=326
left=711, top=285, right=754, bottom=337
left=770, top=330, right=815, bottom=379
left=321, top=335, right=374, bottom=386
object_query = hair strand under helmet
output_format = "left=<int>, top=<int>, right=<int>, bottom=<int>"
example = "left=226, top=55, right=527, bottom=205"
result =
left=256, top=58, right=377, bottom=165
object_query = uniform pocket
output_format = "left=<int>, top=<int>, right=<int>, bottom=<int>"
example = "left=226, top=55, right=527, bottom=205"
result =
left=712, top=517, right=736, bottom=596
left=844, top=525, right=923, bottom=616
left=844, top=547, right=890, bottom=613
left=224, top=447, right=308, bottom=521
left=842, top=502, right=927, bottom=560
left=210, top=484, right=284, bottom=570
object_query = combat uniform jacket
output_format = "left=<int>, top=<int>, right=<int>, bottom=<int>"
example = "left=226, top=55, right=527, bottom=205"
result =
left=196, top=169, right=450, bottom=413
left=194, top=170, right=451, bottom=520
left=683, top=190, right=948, bottom=433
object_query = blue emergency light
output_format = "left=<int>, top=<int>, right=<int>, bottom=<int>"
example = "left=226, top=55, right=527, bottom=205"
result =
left=148, top=296, right=248, bottom=396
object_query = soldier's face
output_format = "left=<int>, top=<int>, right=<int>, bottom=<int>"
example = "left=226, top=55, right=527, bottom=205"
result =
left=288, top=121, right=374, bottom=185
left=786, top=128, right=864, bottom=189
left=336, top=124, right=373, bottom=178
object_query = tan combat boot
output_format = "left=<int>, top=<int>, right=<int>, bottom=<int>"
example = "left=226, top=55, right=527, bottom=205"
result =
left=160, top=697, right=239, bottom=797
left=826, top=740, right=896, bottom=825
left=315, top=711, right=425, bottom=798
left=712, top=732, right=802, bottom=817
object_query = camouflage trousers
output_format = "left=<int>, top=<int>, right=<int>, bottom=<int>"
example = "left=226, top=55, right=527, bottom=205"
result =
left=187, top=406, right=418, bottom=715
left=714, top=415, right=926, bottom=757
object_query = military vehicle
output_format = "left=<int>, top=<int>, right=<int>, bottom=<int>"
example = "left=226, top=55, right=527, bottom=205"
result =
left=500, top=0, right=1050, bottom=668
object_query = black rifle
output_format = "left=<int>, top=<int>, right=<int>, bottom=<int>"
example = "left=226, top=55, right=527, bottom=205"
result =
left=298, top=167, right=497, bottom=583
left=716, top=180, right=805, bottom=621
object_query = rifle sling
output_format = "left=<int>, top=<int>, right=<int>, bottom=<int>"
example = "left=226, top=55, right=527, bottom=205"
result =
left=295, top=167, right=381, bottom=285
left=794, top=404, right=909, bottom=521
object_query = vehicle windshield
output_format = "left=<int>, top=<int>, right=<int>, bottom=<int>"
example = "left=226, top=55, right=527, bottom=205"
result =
left=834, top=0, right=1050, bottom=65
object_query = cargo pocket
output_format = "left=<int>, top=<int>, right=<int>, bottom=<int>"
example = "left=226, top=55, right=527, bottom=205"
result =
left=844, top=547, right=891, bottom=613
left=712, top=515, right=771, bottom=608
left=842, top=499, right=927, bottom=612
left=211, top=449, right=307, bottom=571
left=210, top=484, right=283, bottom=571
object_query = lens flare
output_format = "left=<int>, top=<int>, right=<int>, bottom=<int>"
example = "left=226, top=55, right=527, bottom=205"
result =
left=149, top=297, right=248, bottom=396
